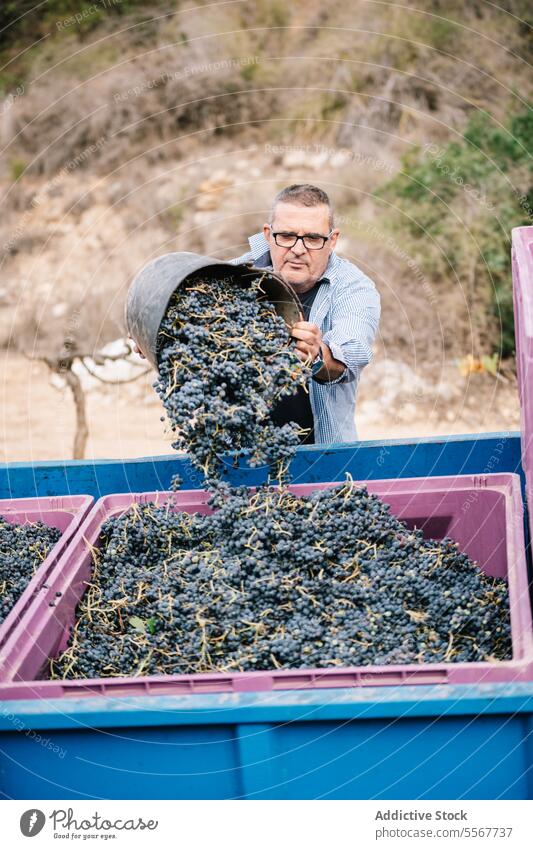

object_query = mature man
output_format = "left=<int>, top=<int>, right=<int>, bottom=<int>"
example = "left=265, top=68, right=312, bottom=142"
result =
left=232, top=184, right=380, bottom=444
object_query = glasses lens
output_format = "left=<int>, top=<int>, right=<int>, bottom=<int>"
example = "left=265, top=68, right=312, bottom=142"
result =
left=275, top=233, right=297, bottom=248
left=303, top=236, right=326, bottom=250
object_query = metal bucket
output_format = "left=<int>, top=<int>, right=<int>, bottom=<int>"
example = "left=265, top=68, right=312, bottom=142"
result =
left=125, top=251, right=301, bottom=370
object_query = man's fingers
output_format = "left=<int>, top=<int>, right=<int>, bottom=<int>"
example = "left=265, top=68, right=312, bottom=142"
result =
left=292, top=321, right=322, bottom=345
left=292, top=327, right=321, bottom=343
left=295, top=339, right=319, bottom=360
left=293, top=320, right=319, bottom=332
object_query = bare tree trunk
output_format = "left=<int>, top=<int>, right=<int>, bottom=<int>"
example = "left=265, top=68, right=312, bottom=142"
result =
left=39, top=347, right=145, bottom=461
left=63, top=368, right=88, bottom=459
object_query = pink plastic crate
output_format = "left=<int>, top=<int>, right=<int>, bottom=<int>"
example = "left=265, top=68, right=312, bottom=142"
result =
left=0, top=495, right=93, bottom=655
left=512, top=225, right=533, bottom=518
left=0, top=474, right=530, bottom=700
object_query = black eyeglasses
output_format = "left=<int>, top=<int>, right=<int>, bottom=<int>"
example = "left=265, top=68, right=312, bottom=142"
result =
left=271, top=230, right=333, bottom=250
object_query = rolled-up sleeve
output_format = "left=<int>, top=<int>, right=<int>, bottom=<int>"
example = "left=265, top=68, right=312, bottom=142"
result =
left=321, top=277, right=381, bottom=384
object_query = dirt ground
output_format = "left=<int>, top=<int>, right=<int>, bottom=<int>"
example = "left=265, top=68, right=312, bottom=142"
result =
left=0, top=352, right=522, bottom=464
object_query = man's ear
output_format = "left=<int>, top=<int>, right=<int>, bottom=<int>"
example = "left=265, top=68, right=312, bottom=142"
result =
left=263, top=222, right=272, bottom=241
left=329, top=228, right=340, bottom=250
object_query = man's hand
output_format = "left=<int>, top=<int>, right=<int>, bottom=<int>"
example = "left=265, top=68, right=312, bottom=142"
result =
left=291, top=321, right=322, bottom=362
left=291, top=320, right=346, bottom=382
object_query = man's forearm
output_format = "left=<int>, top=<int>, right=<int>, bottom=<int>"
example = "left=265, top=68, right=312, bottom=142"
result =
left=313, top=343, right=346, bottom=382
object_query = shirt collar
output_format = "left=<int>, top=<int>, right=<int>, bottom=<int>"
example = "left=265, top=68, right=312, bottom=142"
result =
left=247, top=231, right=337, bottom=285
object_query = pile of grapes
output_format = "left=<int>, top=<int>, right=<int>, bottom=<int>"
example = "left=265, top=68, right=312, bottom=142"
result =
left=155, top=274, right=309, bottom=482
left=50, top=481, right=511, bottom=680
left=0, top=517, right=61, bottom=627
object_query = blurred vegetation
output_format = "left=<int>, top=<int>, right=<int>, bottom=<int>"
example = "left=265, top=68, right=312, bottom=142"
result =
left=0, top=0, right=140, bottom=27
left=9, top=157, right=26, bottom=181
left=378, top=107, right=533, bottom=357
left=0, top=0, right=151, bottom=51
left=0, top=0, right=151, bottom=92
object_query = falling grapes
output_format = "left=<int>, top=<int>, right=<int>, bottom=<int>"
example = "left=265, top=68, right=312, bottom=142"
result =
left=155, top=274, right=309, bottom=483
left=0, top=518, right=61, bottom=626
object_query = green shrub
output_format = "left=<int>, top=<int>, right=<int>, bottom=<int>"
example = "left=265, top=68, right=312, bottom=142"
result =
left=268, top=1, right=291, bottom=28
left=378, top=106, right=533, bottom=357
left=10, top=158, right=26, bottom=182
left=241, top=60, right=260, bottom=83
left=0, top=0, right=152, bottom=50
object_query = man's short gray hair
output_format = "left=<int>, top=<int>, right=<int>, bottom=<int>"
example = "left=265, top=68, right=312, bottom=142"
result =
left=270, top=184, right=335, bottom=229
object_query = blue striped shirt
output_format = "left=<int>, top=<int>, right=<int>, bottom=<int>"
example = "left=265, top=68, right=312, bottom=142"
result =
left=232, top=232, right=381, bottom=444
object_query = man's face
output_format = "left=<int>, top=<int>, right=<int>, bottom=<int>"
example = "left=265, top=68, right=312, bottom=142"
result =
left=263, top=202, right=339, bottom=292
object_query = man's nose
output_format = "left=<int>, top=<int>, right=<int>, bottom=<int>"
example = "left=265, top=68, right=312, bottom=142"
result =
left=290, top=239, right=307, bottom=256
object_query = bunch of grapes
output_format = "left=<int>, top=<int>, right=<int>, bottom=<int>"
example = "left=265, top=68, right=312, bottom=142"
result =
left=0, top=518, right=61, bottom=626
left=50, top=481, right=511, bottom=680
left=155, top=274, right=309, bottom=483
